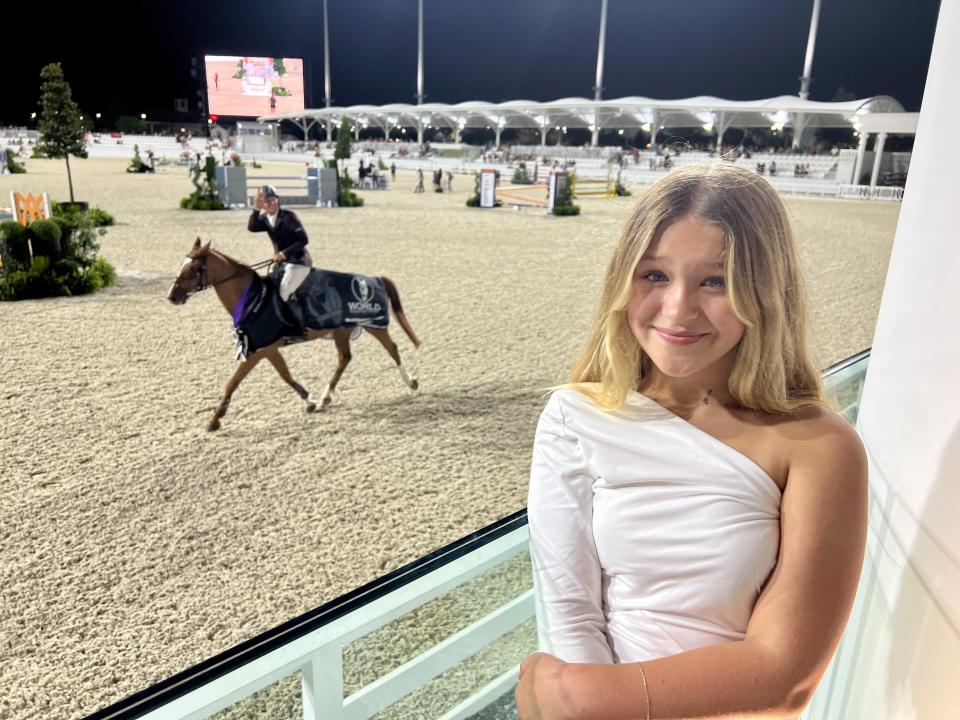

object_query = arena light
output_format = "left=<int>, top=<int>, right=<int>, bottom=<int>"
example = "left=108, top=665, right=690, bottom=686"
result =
left=141, top=113, right=147, bottom=120
left=618, top=129, right=624, bottom=135
left=95, top=113, right=101, bottom=119
left=702, top=122, right=714, bottom=132
left=30, top=112, right=36, bottom=119
left=640, top=122, right=651, bottom=132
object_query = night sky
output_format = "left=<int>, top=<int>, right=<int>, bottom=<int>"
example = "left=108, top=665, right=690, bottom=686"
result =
left=5, top=0, right=942, bottom=125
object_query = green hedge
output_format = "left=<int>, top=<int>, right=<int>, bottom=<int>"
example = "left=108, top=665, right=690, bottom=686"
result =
left=512, top=163, right=532, bottom=184
left=86, top=207, right=115, bottom=226
left=337, top=190, right=364, bottom=207
left=0, top=204, right=116, bottom=300
left=552, top=204, right=581, bottom=216
left=29, top=219, right=62, bottom=257
left=465, top=196, right=502, bottom=208
left=5, top=151, right=26, bottom=173
left=180, top=194, right=226, bottom=210
left=0, top=254, right=116, bottom=300
left=50, top=201, right=115, bottom=227
left=0, top=221, right=30, bottom=264
left=180, top=154, right=224, bottom=210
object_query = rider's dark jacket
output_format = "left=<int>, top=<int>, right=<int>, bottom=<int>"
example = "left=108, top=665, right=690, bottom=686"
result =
left=248, top=208, right=310, bottom=264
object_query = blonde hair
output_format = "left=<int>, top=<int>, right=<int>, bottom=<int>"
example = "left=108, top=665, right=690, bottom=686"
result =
left=569, top=163, right=823, bottom=414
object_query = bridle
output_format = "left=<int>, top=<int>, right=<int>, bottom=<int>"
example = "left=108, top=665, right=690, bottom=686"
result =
left=176, top=253, right=273, bottom=296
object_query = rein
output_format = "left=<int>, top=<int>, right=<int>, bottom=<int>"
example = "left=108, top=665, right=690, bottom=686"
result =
left=192, top=257, right=273, bottom=294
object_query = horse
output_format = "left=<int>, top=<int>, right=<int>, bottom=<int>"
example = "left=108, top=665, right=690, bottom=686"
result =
left=167, top=238, right=421, bottom=431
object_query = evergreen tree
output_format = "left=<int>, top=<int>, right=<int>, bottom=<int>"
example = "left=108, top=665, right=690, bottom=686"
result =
left=334, top=118, right=352, bottom=160
left=37, top=63, right=87, bottom=203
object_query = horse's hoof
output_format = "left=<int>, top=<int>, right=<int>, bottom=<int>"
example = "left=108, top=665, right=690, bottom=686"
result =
left=410, top=379, right=419, bottom=391
left=321, top=395, right=333, bottom=409
left=306, top=402, right=317, bottom=413
left=207, top=420, right=221, bottom=432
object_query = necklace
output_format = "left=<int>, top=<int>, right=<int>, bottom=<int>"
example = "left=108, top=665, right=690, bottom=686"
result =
left=647, top=387, right=740, bottom=415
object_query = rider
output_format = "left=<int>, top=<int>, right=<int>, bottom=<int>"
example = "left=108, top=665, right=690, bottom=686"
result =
left=248, top=185, right=312, bottom=335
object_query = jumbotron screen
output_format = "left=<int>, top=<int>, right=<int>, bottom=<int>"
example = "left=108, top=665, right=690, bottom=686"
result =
left=204, top=55, right=305, bottom=117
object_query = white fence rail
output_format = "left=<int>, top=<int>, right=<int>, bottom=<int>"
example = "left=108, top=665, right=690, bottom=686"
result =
left=129, top=525, right=531, bottom=720
left=837, top=184, right=905, bottom=201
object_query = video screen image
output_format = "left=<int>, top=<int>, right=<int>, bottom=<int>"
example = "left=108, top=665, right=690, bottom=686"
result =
left=204, top=55, right=305, bottom=117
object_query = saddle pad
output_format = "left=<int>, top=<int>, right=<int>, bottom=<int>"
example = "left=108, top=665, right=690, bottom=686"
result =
left=232, top=274, right=292, bottom=359
left=297, top=269, right=390, bottom=330
left=231, top=268, right=389, bottom=360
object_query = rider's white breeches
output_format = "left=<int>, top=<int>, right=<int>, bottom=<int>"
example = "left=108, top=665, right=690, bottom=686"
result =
left=280, top=263, right=311, bottom=301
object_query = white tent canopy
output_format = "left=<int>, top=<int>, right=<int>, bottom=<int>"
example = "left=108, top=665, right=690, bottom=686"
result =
left=260, top=94, right=905, bottom=147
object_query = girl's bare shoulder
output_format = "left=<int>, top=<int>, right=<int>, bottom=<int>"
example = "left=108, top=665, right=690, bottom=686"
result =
left=768, top=404, right=866, bottom=471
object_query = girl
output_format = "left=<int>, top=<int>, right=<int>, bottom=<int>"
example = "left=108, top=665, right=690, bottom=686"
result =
left=519, top=164, right=867, bottom=719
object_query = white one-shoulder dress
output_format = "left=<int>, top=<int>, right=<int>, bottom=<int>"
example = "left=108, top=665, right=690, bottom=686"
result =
left=528, top=389, right=782, bottom=664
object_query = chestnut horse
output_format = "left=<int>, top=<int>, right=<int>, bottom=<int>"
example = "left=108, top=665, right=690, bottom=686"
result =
left=167, top=238, right=421, bottom=431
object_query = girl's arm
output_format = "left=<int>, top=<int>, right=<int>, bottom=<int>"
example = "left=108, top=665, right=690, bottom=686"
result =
left=528, top=392, right=613, bottom=665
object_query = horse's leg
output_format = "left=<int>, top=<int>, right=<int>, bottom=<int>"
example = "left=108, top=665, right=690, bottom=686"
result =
left=266, top=349, right=317, bottom=413
left=208, top=353, right=265, bottom=431
left=364, top=327, right=419, bottom=391
left=320, top=328, right=354, bottom=407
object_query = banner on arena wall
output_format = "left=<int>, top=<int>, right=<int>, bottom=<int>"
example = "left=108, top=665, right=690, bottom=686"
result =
left=480, top=169, right=497, bottom=208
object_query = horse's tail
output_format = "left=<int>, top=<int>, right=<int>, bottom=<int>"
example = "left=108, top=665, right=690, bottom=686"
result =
left=382, top=276, right=421, bottom=348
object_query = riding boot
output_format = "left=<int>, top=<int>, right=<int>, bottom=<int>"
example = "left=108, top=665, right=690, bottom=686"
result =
left=285, top=296, right=308, bottom=341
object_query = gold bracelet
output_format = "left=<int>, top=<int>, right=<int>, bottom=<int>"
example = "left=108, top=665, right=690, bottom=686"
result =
left=638, top=662, right=651, bottom=720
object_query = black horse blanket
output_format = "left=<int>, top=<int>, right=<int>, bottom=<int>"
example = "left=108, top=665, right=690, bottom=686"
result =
left=232, top=268, right=389, bottom=360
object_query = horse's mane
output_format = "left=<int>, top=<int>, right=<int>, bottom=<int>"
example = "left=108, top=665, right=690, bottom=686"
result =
left=198, top=245, right=259, bottom=274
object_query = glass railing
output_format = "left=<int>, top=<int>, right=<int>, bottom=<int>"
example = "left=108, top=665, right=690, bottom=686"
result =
left=88, top=350, right=871, bottom=720
left=821, top=348, right=870, bottom=426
